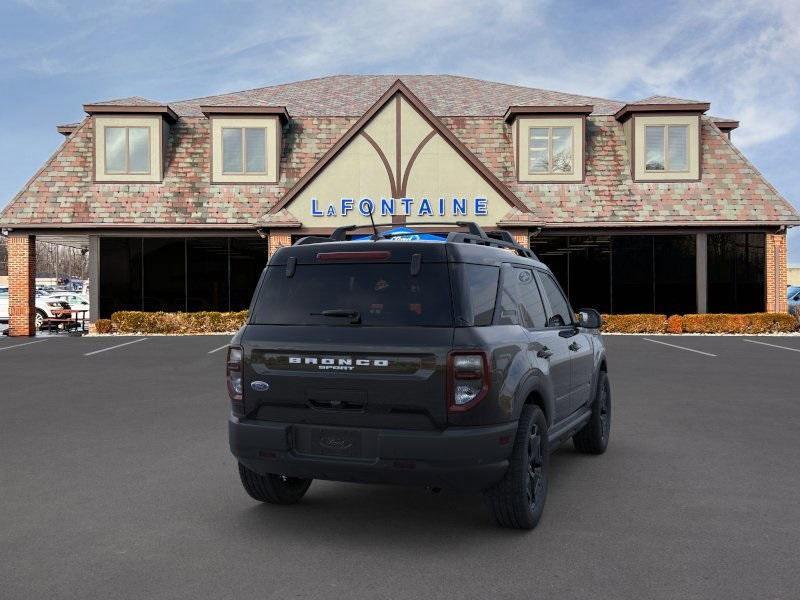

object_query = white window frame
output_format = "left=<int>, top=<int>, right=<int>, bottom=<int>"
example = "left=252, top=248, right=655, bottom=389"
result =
left=644, top=124, right=689, bottom=173
left=221, top=127, right=268, bottom=175
left=104, top=126, right=152, bottom=175
left=527, top=126, right=575, bottom=176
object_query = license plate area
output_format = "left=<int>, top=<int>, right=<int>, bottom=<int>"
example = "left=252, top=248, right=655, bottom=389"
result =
left=294, top=426, right=367, bottom=459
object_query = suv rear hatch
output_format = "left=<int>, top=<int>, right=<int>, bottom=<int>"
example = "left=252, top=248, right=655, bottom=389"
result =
left=241, top=243, right=454, bottom=430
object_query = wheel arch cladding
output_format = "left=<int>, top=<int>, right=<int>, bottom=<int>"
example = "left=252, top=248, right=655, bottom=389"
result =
left=517, top=377, right=554, bottom=426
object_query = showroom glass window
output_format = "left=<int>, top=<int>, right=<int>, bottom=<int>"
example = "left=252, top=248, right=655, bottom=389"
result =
left=707, top=233, right=765, bottom=312
left=104, top=126, right=150, bottom=174
left=222, top=127, right=267, bottom=174
left=645, top=125, right=689, bottom=171
left=528, top=127, right=573, bottom=174
left=98, top=237, right=266, bottom=317
left=533, top=234, right=696, bottom=315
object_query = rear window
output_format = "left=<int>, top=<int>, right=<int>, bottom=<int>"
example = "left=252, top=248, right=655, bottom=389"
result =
left=251, top=263, right=453, bottom=327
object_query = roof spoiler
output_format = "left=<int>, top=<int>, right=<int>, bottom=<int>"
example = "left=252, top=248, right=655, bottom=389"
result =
left=292, top=221, right=537, bottom=260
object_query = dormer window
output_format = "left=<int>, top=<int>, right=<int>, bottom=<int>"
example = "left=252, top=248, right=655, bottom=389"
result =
left=644, top=124, right=688, bottom=172
left=505, top=106, right=591, bottom=183
left=105, top=126, right=151, bottom=174
left=84, top=101, right=175, bottom=183
left=201, top=106, right=289, bottom=184
left=528, top=126, right=574, bottom=174
left=92, top=116, right=165, bottom=182
left=222, top=127, right=268, bottom=174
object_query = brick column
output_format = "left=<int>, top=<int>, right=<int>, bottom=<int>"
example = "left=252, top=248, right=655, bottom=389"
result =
left=506, top=228, right=529, bottom=249
left=268, top=229, right=292, bottom=258
left=765, top=232, right=788, bottom=313
left=8, top=234, right=36, bottom=336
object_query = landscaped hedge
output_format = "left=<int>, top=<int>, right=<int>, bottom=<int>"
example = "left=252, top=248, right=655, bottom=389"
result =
left=100, top=310, right=797, bottom=334
left=679, top=313, right=798, bottom=334
left=93, top=318, right=113, bottom=334
left=600, top=314, right=668, bottom=333
left=110, top=311, right=248, bottom=334
left=600, top=312, right=799, bottom=334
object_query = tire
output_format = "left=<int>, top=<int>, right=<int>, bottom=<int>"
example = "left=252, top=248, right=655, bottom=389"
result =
left=573, top=370, right=611, bottom=454
left=237, top=463, right=312, bottom=505
left=484, top=405, right=549, bottom=530
left=35, top=309, right=46, bottom=330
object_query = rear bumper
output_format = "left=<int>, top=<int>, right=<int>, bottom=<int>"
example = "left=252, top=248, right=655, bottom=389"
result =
left=229, top=416, right=518, bottom=492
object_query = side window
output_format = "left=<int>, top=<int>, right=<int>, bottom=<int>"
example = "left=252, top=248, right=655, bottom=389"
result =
left=497, top=267, right=547, bottom=328
left=538, top=271, right=573, bottom=327
left=515, top=268, right=547, bottom=328
left=497, top=268, right=521, bottom=326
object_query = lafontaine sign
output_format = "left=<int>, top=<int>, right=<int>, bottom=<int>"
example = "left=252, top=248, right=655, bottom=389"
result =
left=310, top=197, right=488, bottom=218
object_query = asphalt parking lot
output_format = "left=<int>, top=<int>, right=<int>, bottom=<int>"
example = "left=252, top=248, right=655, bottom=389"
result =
left=1, top=334, right=799, bottom=599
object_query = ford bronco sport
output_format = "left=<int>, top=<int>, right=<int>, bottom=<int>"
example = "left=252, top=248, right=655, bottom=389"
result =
left=227, top=222, right=610, bottom=529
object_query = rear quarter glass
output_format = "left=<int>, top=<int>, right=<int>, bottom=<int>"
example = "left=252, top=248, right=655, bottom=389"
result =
left=250, top=262, right=453, bottom=327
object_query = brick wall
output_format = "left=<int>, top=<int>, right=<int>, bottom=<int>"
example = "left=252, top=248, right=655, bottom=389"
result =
left=506, top=228, right=529, bottom=249
left=765, top=232, right=788, bottom=313
left=268, top=230, right=292, bottom=258
left=7, top=234, right=36, bottom=336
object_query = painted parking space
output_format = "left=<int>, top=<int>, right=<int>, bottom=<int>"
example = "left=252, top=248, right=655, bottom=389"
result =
left=641, top=337, right=717, bottom=357
left=2, top=332, right=800, bottom=600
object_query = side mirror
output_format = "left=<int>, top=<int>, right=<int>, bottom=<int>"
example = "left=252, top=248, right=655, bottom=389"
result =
left=578, top=308, right=602, bottom=329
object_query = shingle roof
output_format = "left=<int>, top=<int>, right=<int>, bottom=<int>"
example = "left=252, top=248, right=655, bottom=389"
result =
left=87, top=96, right=164, bottom=107
left=168, top=74, right=626, bottom=117
left=631, top=95, right=707, bottom=105
left=2, top=75, right=796, bottom=229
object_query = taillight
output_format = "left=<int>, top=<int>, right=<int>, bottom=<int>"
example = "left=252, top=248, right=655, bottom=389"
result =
left=447, top=351, right=490, bottom=412
left=227, top=346, right=244, bottom=414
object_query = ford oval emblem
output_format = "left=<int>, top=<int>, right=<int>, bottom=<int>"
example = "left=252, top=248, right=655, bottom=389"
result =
left=319, top=436, right=353, bottom=450
left=250, top=381, right=270, bottom=392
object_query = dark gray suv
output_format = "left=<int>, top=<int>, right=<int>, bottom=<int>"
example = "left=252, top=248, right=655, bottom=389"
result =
left=227, top=223, right=610, bottom=529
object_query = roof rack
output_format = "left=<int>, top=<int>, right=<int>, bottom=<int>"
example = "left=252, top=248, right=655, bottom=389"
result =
left=292, top=221, right=537, bottom=259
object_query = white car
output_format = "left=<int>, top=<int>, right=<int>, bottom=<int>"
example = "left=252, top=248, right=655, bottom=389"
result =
left=0, top=287, right=7, bottom=322
left=45, top=292, right=90, bottom=321
left=0, top=288, right=73, bottom=329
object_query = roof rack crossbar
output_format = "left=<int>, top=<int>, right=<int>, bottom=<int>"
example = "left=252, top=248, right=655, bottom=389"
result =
left=446, top=231, right=537, bottom=259
left=289, top=221, right=537, bottom=259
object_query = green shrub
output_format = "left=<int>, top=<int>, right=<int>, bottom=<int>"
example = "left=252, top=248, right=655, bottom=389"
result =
left=110, top=311, right=248, bottom=334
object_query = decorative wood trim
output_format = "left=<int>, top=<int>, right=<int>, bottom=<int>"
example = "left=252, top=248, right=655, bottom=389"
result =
left=200, top=105, right=290, bottom=123
left=268, top=79, right=529, bottom=215
left=83, top=104, right=178, bottom=122
left=614, top=102, right=709, bottom=122
left=504, top=104, right=593, bottom=122
left=399, top=131, right=436, bottom=197
left=360, top=131, right=398, bottom=199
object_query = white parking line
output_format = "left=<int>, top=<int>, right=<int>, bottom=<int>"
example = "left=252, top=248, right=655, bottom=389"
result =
left=0, top=339, right=49, bottom=352
left=84, top=338, right=147, bottom=356
left=642, top=337, right=717, bottom=357
left=207, top=344, right=229, bottom=355
left=743, top=339, right=800, bottom=353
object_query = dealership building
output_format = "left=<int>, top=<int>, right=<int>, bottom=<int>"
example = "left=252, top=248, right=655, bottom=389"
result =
left=1, top=75, right=798, bottom=335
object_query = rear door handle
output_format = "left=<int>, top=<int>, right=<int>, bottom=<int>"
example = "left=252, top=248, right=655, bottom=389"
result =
left=568, top=342, right=580, bottom=352
left=537, top=346, right=553, bottom=359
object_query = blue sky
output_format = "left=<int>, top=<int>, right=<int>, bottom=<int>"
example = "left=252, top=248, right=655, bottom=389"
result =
left=1, top=0, right=798, bottom=261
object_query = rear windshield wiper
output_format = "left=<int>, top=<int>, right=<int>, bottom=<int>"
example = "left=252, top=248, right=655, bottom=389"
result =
left=311, top=309, right=362, bottom=324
